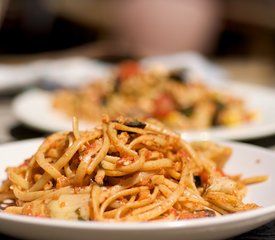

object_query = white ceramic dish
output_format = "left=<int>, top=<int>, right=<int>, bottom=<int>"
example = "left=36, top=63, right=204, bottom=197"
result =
left=12, top=81, right=275, bottom=140
left=0, top=58, right=112, bottom=92
left=179, top=81, right=275, bottom=141
left=141, top=51, right=227, bottom=86
left=12, top=89, right=95, bottom=132
left=0, top=139, right=274, bottom=240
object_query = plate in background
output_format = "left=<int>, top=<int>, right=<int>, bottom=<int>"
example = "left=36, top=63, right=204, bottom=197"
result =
left=0, top=57, right=112, bottom=92
left=12, top=89, right=95, bottom=132
left=12, top=81, right=275, bottom=141
left=179, top=81, right=275, bottom=141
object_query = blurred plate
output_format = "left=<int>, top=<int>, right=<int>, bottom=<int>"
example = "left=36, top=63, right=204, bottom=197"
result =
left=141, top=51, right=227, bottom=86
left=12, top=89, right=94, bottom=132
left=0, top=57, right=112, bottom=92
left=0, top=52, right=223, bottom=92
left=12, top=81, right=275, bottom=140
left=179, top=81, right=275, bottom=141
left=0, top=139, right=274, bottom=240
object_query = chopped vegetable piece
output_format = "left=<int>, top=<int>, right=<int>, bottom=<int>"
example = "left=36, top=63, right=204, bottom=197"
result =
left=153, top=94, right=175, bottom=118
left=124, top=120, right=146, bottom=129
left=169, top=68, right=188, bottom=82
left=180, top=106, right=194, bottom=117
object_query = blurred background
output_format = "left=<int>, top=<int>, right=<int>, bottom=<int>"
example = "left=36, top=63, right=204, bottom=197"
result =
left=0, top=0, right=275, bottom=143
left=0, top=0, right=274, bottom=83
left=0, top=0, right=273, bottom=57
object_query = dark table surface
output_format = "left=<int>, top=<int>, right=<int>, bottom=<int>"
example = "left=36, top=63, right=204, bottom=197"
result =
left=1, top=90, right=275, bottom=240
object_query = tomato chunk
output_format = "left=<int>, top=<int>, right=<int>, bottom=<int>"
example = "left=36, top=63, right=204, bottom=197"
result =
left=117, top=61, right=141, bottom=80
left=153, top=94, right=175, bottom=118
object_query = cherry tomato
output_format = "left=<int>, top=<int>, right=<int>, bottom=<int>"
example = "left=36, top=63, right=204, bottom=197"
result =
left=117, top=61, right=141, bottom=80
left=153, top=94, right=175, bottom=118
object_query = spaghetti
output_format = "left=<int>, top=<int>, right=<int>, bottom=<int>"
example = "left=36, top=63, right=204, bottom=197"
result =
left=53, top=61, right=256, bottom=130
left=0, top=117, right=266, bottom=221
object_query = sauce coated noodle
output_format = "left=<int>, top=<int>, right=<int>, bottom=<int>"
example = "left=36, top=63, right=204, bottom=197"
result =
left=0, top=116, right=266, bottom=221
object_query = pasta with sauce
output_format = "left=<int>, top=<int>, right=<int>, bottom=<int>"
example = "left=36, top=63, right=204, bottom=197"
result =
left=0, top=117, right=266, bottom=221
left=53, top=61, right=256, bottom=130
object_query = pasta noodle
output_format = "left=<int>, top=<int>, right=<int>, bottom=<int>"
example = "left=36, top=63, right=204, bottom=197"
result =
left=0, top=116, right=266, bottom=221
left=53, top=61, right=256, bottom=130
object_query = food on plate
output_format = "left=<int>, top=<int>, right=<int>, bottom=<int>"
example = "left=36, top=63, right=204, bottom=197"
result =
left=53, top=61, right=256, bottom=130
left=0, top=116, right=266, bottom=221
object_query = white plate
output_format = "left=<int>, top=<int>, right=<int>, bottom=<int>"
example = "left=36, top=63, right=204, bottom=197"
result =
left=180, top=81, right=275, bottom=141
left=141, top=51, right=227, bottom=86
left=12, top=81, right=275, bottom=140
left=0, top=57, right=112, bottom=92
left=0, top=139, right=275, bottom=240
left=12, top=89, right=95, bottom=132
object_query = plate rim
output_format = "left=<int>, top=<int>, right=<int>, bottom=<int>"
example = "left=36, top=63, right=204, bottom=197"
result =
left=0, top=205, right=275, bottom=231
